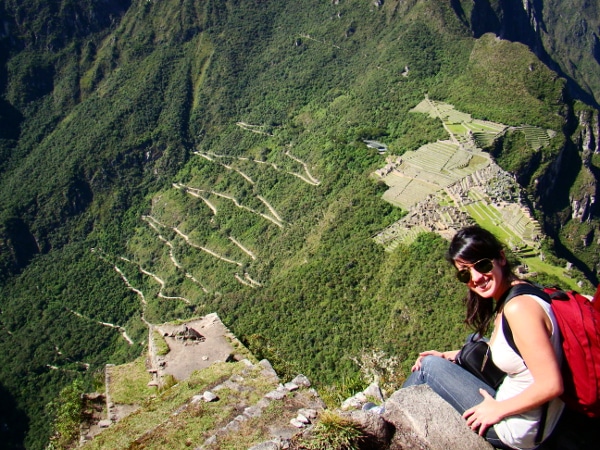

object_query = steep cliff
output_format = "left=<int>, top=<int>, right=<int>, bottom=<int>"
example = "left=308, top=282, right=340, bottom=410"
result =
left=463, top=0, right=600, bottom=107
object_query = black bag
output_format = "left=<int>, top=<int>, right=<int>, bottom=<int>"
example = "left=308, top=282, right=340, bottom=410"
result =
left=455, top=334, right=506, bottom=390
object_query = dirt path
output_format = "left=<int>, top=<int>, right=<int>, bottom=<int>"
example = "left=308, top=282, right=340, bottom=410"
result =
left=229, top=236, right=257, bottom=260
left=174, top=183, right=284, bottom=228
left=196, top=150, right=320, bottom=187
left=285, top=150, right=320, bottom=185
left=236, top=121, right=274, bottom=136
left=257, top=195, right=283, bottom=222
left=234, top=272, right=262, bottom=288
left=142, top=215, right=210, bottom=292
left=172, top=227, right=243, bottom=266
left=67, top=308, right=134, bottom=345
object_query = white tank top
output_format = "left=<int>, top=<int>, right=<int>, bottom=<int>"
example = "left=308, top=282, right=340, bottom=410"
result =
left=490, top=294, right=564, bottom=450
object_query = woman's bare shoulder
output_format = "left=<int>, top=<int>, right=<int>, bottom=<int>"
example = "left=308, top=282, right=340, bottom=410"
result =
left=503, top=294, right=547, bottom=319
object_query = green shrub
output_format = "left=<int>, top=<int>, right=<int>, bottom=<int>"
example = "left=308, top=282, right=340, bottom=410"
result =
left=295, top=410, right=365, bottom=450
left=46, top=379, right=85, bottom=450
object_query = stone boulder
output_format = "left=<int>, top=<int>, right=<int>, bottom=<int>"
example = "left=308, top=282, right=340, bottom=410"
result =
left=382, top=385, right=493, bottom=450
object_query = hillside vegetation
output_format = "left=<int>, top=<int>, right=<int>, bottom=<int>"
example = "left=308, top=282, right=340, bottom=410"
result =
left=0, top=1, right=598, bottom=448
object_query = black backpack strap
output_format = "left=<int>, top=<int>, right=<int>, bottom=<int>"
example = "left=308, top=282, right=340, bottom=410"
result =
left=499, top=283, right=551, bottom=357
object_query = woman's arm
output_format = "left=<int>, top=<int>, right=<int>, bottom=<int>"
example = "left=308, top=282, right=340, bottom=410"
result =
left=463, top=295, right=563, bottom=434
left=411, top=349, right=460, bottom=371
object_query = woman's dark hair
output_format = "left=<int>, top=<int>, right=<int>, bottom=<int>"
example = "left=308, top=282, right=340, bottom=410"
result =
left=446, top=225, right=514, bottom=336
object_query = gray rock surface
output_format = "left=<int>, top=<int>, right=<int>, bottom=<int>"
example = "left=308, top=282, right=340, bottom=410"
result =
left=383, top=385, right=494, bottom=450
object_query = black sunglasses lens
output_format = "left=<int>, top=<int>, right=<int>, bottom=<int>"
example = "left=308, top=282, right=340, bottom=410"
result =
left=456, top=270, right=471, bottom=283
left=474, top=259, right=494, bottom=273
left=456, top=259, right=494, bottom=283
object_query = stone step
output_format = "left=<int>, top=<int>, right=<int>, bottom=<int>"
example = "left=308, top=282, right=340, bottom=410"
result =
left=198, top=364, right=326, bottom=450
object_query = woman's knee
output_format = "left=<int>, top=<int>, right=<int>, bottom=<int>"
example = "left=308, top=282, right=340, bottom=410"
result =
left=420, top=355, right=448, bottom=374
left=404, top=355, right=458, bottom=389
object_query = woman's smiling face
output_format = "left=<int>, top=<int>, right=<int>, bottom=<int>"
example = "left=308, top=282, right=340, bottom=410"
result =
left=454, top=256, right=507, bottom=300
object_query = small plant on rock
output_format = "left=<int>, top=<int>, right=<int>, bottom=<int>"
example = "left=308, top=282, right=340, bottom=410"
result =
left=294, top=410, right=365, bottom=450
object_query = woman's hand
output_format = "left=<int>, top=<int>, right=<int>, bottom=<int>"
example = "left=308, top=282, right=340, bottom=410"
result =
left=411, top=350, right=458, bottom=372
left=463, top=389, right=503, bottom=436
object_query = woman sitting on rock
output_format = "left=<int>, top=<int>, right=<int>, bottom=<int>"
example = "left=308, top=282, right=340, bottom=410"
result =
left=403, top=225, right=564, bottom=450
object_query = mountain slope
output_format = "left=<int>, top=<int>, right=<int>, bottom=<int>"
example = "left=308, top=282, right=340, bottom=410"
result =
left=464, top=0, right=600, bottom=106
left=0, top=1, right=598, bottom=448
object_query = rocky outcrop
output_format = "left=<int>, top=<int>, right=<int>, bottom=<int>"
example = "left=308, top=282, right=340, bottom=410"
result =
left=287, top=384, right=493, bottom=450
left=572, top=109, right=599, bottom=222
left=382, top=386, right=493, bottom=450
left=572, top=194, right=596, bottom=223
left=535, top=107, right=598, bottom=225
left=340, top=383, right=492, bottom=449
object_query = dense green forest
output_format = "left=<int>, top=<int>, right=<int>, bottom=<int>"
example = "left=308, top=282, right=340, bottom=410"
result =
left=0, top=1, right=598, bottom=448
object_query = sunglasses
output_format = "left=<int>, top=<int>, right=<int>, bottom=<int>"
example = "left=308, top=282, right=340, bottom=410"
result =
left=456, top=258, right=494, bottom=283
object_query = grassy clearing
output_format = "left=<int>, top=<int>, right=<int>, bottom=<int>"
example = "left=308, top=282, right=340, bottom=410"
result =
left=465, top=195, right=523, bottom=243
left=522, top=257, right=580, bottom=291
left=153, top=330, right=170, bottom=356
left=464, top=203, right=581, bottom=288
left=108, top=357, right=155, bottom=405
left=445, top=123, right=467, bottom=134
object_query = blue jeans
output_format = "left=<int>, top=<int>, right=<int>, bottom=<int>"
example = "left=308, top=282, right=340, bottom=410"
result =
left=403, top=355, right=513, bottom=449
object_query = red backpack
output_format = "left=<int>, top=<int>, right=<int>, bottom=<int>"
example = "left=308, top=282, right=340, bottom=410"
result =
left=501, top=283, right=600, bottom=418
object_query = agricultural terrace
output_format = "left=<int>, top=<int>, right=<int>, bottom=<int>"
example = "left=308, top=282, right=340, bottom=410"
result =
left=374, top=97, right=549, bottom=259
left=517, top=125, right=556, bottom=151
